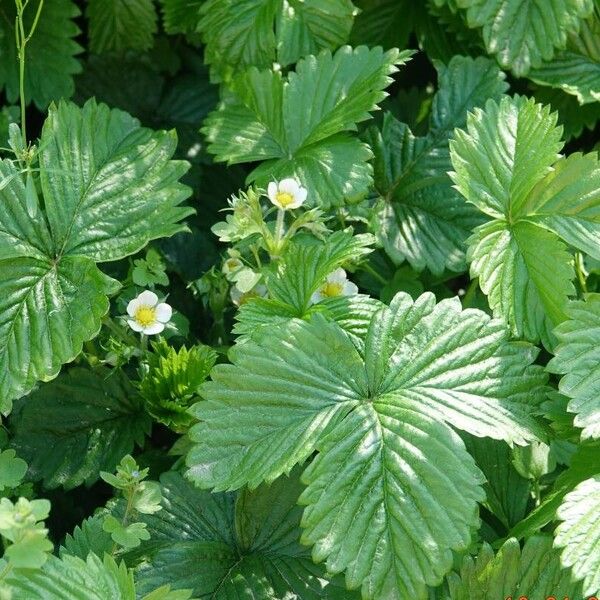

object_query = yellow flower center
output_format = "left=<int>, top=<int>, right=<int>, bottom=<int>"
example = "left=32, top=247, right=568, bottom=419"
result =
left=135, top=306, right=156, bottom=327
left=320, top=281, right=344, bottom=297
left=275, top=191, right=295, bottom=208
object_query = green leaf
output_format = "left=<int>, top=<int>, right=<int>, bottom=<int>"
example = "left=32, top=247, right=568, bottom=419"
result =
left=87, top=0, right=158, bottom=54
left=350, top=0, right=415, bottom=50
left=0, top=0, right=82, bottom=109
left=198, top=0, right=358, bottom=80
left=448, top=95, right=600, bottom=346
left=203, top=45, right=410, bottom=206
left=103, top=515, right=150, bottom=550
left=276, top=0, right=358, bottom=67
left=454, top=0, right=594, bottom=77
left=7, top=553, right=136, bottom=600
left=132, top=470, right=358, bottom=599
left=438, top=535, right=583, bottom=599
left=0, top=449, right=27, bottom=491
left=548, top=295, right=600, bottom=439
left=9, top=367, right=151, bottom=489
left=508, top=441, right=600, bottom=540
left=462, top=436, right=531, bottom=530
left=0, top=256, right=118, bottom=411
left=187, top=292, right=547, bottom=598
left=468, top=219, right=575, bottom=348
left=61, top=516, right=113, bottom=561
left=369, top=55, right=506, bottom=275
left=555, top=475, right=600, bottom=595
left=159, top=0, right=203, bottom=37
left=529, top=10, right=600, bottom=104
left=39, top=99, right=193, bottom=262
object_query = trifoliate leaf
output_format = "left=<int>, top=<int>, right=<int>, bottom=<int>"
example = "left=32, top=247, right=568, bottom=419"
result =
left=555, top=475, right=600, bottom=596
left=529, top=9, right=600, bottom=104
left=140, top=341, right=217, bottom=432
left=547, top=295, right=600, bottom=439
left=0, top=99, right=192, bottom=407
left=438, top=535, right=584, bottom=599
left=132, top=470, right=358, bottom=599
left=39, top=99, right=193, bottom=262
left=0, top=449, right=27, bottom=492
left=199, top=0, right=358, bottom=80
left=187, top=292, right=547, bottom=599
left=9, top=367, right=151, bottom=489
left=449, top=95, right=600, bottom=347
left=7, top=553, right=136, bottom=600
left=87, top=0, right=158, bottom=54
left=369, top=55, right=506, bottom=274
left=203, top=45, right=410, bottom=206
left=0, top=0, right=82, bottom=109
left=454, top=0, right=594, bottom=77
left=235, top=230, right=377, bottom=341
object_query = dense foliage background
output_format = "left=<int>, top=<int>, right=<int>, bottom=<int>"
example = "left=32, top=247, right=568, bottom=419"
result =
left=0, top=0, right=600, bottom=598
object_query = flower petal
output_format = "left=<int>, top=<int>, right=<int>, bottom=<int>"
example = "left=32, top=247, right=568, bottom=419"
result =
left=143, top=322, right=165, bottom=335
left=137, top=290, right=158, bottom=307
left=328, top=268, right=347, bottom=284
left=310, top=291, right=322, bottom=305
left=127, top=298, right=141, bottom=317
left=296, top=186, right=308, bottom=205
left=155, top=303, right=173, bottom=323
left=343, top=280, right=359, bottom=296
left=279, top=178, right=300, bottom=195
left=267, top=181, right=278, bottom=202
left=127, top=319, right=144, bottom=332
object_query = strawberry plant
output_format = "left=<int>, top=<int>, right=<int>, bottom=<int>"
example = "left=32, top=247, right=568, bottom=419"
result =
left=0, top=0, right=599, bottom=598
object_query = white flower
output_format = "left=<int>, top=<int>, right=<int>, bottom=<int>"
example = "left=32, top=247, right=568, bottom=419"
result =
left=267, top=178, right=307, bottom=210
left=126, top=290, right=172, bottom=335
left=222, top=256, right=243, bottom=276
left=230, top=283, right=268, bottom=307
left=310, top=268, right=358, bottom=304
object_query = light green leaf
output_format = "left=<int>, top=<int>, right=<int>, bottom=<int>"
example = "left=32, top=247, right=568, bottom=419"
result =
left=203, top=45, right=409, bottom=206
left=468, top=219, right=575, bottom=348
left=448, top=95, right=600, bottom=346
left=529, top=10, right=600, bottom=104
left=438, top=535, right=583, bottom=599
left=9, top=367, right=151, bottom=489
left=132, top=470, right=358, bottom=599
left=198, top=0, right=358, bottom=80
left=450, top=96, right=564, bottom=219
left=522, top=152, right=600, bottom=259
left=103, top=515, right=150, bottom=550
left=87, top=0, right=157, bottom=54
left=7, top=553, right=136, bottom=600
left=555, top=475, right=600, bottom=596
left=369, top=55, right=506, bottom=274
left=39, top=99, right=193, bottom=262
left=0, top=0, right=82, bottom=109
left=547, top=295, right=600, bottom=439
left=0, top=449, right=27, bottom=491
left=0, top=256, right=118, bottom=411
left=187, top=292, right=547, bottom=598
left=455, top=0, right=594, bottom=76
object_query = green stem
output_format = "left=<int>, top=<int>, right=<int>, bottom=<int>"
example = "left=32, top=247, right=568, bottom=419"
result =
left=103, top=316, right=138, bottom=347
left=575, top=252, right=588, bottom=295
left=14, top=0, right=44, bottom=147
left=110, top=485, right=137, bottom=556
left=362, top=262, right=387, bottom=285
left=274, top=209, right=285, bottom=247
